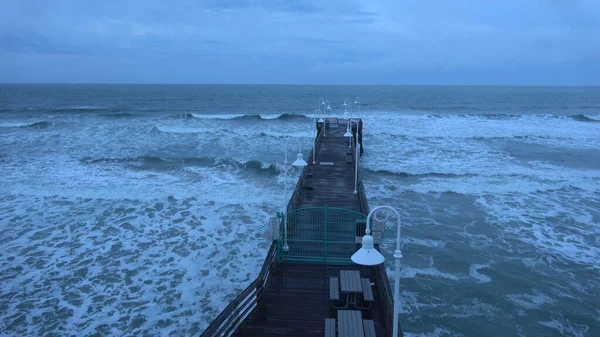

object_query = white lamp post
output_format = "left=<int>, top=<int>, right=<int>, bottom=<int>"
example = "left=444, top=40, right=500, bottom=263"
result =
left=343, top=98, right=350, bottom=119
left=351, top=206, right=402, bottom=337
left=323, top=100, right=331, bottom=137
left=353, top=127, right=359, bottom=195
left=351, top=100, right=360, bottom=195
left=312, top=109, right=320, bottom=164
left=282, top=138, right=308, bottom=252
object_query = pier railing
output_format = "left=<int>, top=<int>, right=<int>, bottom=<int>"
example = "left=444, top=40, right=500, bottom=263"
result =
left=200, top=242, right=278, bottom=337
left=286, top=125, right=324, bottom=213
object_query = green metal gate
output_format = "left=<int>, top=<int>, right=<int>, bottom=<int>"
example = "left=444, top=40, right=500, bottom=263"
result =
left=277, top=205, right=367, bottom=264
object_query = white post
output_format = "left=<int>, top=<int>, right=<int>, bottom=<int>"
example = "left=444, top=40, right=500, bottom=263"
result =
left=364, top=206, right=401, bottom=337
left=348, top=104, right=353, bottom=148
left=393, top=226, right=402, bottom=337
left=354, top=128, right=359, bottom=195
left=282, top=138, right=306, bottom=252
left=312, top=109, right=320, bottom=164
left=283, top=150, right=289, bottom=252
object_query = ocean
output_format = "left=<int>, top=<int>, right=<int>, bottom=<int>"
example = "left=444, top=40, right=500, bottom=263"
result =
left=1, top=84, right=599, bottom=336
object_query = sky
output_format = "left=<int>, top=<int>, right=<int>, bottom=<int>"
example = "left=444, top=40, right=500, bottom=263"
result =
left=0, top=0, right=599, bottom=85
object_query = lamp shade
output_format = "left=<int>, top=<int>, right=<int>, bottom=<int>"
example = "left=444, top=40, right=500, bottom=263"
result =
left=344, top=128, right=352, bottom=137
left=351, top=234, right=385, bottom=266
left=292, top=152, right=308, bottom=167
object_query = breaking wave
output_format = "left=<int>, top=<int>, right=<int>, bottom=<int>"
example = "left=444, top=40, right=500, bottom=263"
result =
left=188, top=113, right=310, bottom=121
left=362, top=168, right=475, bottom=179
left=570, top=114, right=600, bottom=123
left=50, top=106, right=109, bottom=113
left=100, top=112, right=140, bottom=118
left=80, top=155, right=282, bottom=176
left=0, top=121, right=54, bottom=129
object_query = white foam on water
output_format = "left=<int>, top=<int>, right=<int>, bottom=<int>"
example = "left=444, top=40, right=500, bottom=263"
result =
left=155, top=125, right=210, bottom=134
left=404, top=237, right=447, bottom=248
left=360, top=113, right=600, bottom=146
left=469, top=264, right=492, bottom=283
left=397, top=266, right=461, bottom=281
left=440, top=298, right=500, bottom=319
left=0, top=183, right=279, bottom=336
left=538, top=318, right=590, bottom=337
left=403, top=327, right=454, bottom=337
left=257, top=129, right=315, bottom=138
left=506, top=289, right=555, bottom=309
left=476, top=190, right=600, bottom=266
left=0, top=121, right=33, bottom=127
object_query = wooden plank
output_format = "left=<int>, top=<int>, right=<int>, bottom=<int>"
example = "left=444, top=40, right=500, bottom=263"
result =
left=363, top=320, right=376, bottom=337
left=325, top=318, right=336, bottom=337
left=329, top=277, right=340, bottom=300
left=340, top=270, right=361, bottom=293
left=338, top=310, right=364, bottom=337
left=361, top=278, right=374, bottom=302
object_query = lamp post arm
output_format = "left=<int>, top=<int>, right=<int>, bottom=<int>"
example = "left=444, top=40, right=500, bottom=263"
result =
left=285, top=138, right=303, bottom=153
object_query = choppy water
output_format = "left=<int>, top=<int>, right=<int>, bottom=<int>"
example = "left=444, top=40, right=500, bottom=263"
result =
left=1, top=84, right=599, bottom=336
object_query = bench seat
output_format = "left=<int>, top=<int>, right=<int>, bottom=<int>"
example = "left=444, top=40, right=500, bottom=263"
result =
left=325, top=318, right=336, bottom=337
left=363, top=319, right=376, bottom=337
left=329, top=277, right=340, bottom=300
left=361, top=278, right=374, bottom=302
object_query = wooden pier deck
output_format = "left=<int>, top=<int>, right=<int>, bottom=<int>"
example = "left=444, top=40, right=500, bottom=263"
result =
left=299, top=120, right=361, bottom=210
left=201, top=118, right=399, bottom=337
left=232, top=263, right=386, bottom=337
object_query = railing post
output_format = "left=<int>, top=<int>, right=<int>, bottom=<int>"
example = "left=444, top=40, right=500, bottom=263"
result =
left=324, top=204, right=328, bottom=264
left=277, top=212, right=284, bottom=262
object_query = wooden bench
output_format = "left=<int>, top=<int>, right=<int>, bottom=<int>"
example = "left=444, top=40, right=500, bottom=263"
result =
left=329, top=277, right=340, bottom=300
left=304, top=173, right=314, bottom=190
left=345, top=152, right=353, bottom=163
left=361, top=278, right=374, bottom=302
left=363, top=320, right=376, bottom=337
left=324, top=318, right=336, bottom=337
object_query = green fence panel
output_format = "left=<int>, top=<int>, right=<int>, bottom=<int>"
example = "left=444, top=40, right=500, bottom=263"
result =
left=278, top=205, right=366, bottom=264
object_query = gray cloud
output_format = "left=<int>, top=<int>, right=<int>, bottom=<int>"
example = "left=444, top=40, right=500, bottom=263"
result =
left=0, top=0, right=598, bottom=84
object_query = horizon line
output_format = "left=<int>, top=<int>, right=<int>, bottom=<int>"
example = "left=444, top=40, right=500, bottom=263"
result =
left=1, top=82, right=599, bottom=88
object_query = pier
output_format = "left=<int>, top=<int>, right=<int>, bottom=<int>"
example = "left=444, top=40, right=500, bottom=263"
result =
left=201, top=118, right=400, bottom=337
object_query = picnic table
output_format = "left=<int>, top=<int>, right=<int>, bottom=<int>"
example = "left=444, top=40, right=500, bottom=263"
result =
left=330, top=270, right=375, bottom=310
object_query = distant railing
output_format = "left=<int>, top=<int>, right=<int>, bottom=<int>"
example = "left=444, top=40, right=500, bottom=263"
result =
left=200, top=242, right=278, bottom=337
left=375, top=262, right=398, bottom=336
left=357, top=183, right=369, bottom=218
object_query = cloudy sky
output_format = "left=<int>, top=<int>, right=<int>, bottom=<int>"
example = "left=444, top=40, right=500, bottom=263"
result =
left=1, top=0, right=599, bottom=85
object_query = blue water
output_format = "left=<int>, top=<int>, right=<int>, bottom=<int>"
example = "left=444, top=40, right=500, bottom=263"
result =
left=1, top=84, right=599, bottom=336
